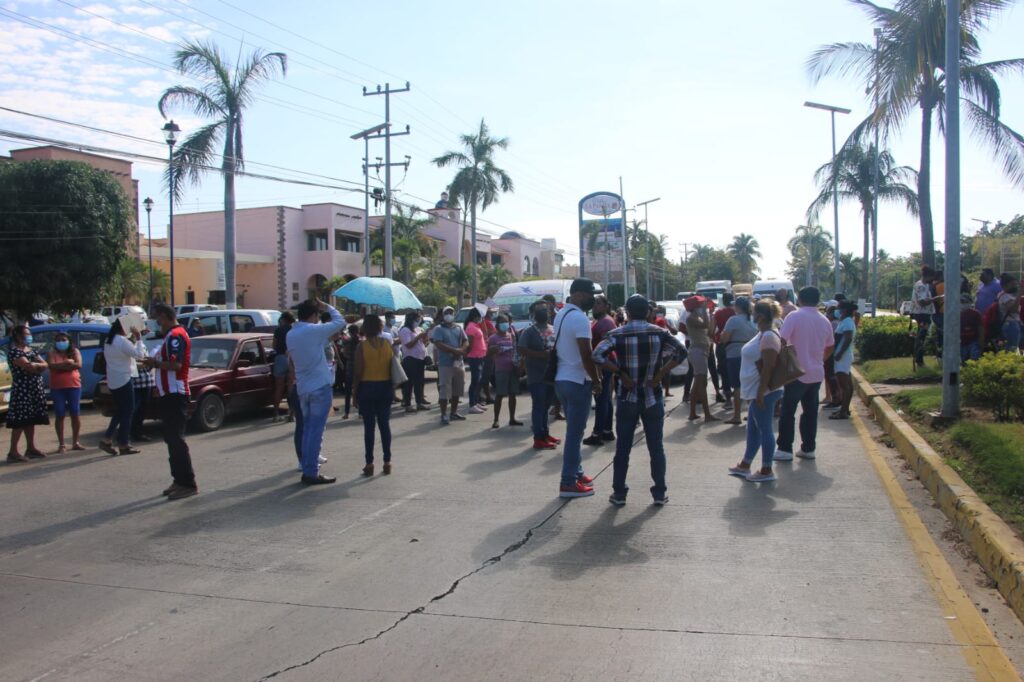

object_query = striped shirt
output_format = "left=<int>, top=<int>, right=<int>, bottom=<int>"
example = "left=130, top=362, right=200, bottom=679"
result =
left=155, top=325, right=190, bottom=396
left=593, top=320, right=686, bottom=407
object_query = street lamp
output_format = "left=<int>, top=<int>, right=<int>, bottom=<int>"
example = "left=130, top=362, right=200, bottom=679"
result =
left=636, top=197, right=661, bottom=297
left=351, top=123, right=390, bottom=277
left=143, top=197, right=154, bottom=311
left=162, top=120, right=180, bottom=306
left=804, top=101, right=851, bottom=297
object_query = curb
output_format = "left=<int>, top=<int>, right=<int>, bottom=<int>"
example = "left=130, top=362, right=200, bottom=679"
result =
left=853, top=367, right=1024, bottom=624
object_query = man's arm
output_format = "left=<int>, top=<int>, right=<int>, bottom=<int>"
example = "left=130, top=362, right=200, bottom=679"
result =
left=577, top=338, right=602, bottom=388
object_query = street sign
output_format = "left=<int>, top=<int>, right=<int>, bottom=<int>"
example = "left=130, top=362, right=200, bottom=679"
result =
left=581, top=193, right=623, bottom=217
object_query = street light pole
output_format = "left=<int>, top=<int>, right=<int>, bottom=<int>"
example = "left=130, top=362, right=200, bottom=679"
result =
left=350, top=123, right=390, bottom=278
left=871, top=28, right=882, bottom=317
left=144, top=197, right=154, bottom=310
left=941, top=0, right=962, bottom=418
left=636, top=197, right=662, bottom=297
left=804, top=101, right=851, bottom=296
left=162, top=120, right=180, bottom=307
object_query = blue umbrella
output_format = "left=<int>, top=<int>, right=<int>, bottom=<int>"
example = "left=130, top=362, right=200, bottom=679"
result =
left=333, top=277, right=423, bottom=310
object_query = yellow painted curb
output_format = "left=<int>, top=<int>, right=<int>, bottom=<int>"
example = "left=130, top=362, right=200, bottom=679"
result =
left=852, top=411, right=1019, bottom=681
left=853, top=367, right=1024, bottom=629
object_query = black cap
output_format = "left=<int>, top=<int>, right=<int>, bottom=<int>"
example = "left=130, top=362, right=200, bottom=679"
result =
left=625, top=294, right=651, bottom=319
left=569, top=278, right=597, bottom=294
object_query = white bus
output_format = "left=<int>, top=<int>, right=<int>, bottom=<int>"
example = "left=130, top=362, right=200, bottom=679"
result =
left=492, top=280, right=603, bottom=331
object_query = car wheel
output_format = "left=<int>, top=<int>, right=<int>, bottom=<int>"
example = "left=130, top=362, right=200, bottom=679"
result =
left=194, top=393, right=225, bottom=432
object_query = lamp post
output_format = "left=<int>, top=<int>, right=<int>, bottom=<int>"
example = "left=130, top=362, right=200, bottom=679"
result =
left=143, top=197, right=154, bottom=311
left=636, top=197, right=661, bottom=297
left=162, top=120, right=180, bottom=306
left=351, top=123, right=390, bottom=277
left=804, top=101, right=851, bottom=296
left=941, top=0, right=962, bottom=417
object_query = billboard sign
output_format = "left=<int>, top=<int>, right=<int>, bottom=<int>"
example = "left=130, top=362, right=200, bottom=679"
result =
left=583, top=218, right=623, bottom=251
left=581, top=192, right=623, bottom=217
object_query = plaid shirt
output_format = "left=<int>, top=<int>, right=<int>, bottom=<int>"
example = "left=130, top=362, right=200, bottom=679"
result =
left=132, top=366, right=155, bottom=390
left=593, top=320, right=686, bottom=407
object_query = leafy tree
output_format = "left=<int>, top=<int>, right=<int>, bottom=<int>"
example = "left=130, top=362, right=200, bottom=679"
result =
left=809, top=0, right=1024, bottom=267
left=807, top=142, right=918, bottom=296
left=479, top=263, right=514, bottom=298
left=726, top=233, right=762, bottom=283
left=433, top=119, right=514, bottom=303
left=159, top=40, right=287, bottom=310
left=0, top=160, right=134, bottom=318
left=833, top=252, right=864, bottom=296
left=108, top=259, right=170, bottom=305
left=787, top=224, right=834, bottom=288
left=445, top=263, right=473, bottom=306
left=391, top=205, right=433, bottom=284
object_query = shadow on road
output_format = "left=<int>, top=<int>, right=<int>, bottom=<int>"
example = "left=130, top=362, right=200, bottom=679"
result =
left=534, top=505, right=660, bottom=581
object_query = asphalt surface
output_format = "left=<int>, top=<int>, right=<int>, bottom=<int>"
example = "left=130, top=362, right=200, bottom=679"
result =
left=0, top=386, right=1017, bottom=681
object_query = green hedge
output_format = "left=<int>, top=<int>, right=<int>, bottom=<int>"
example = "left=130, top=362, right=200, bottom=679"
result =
left=962, top=351, right=1024, bottom=421
left=855, top=316, right=916, bottom=360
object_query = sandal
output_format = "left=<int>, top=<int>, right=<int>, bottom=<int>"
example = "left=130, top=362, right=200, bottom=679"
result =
left=71, top=442, right=86, bottom=451
left=26, top=448, right=47, bottom=459
left=491, top=422, right=500, bottom=429
left=723, top=419, right=743, bottom=425
left=828, top=412, right=849, bottom=420
left=509, top=419, right=523, bottom=426
left=98, top=440, right=117, bottom=455
left=56, top=445, right=67, bottom=454
left=6, top=452, right=28, bottom=463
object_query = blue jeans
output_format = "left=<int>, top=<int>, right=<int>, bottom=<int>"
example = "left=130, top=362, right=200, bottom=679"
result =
left=1003, top=320, right=1021, bottom=349
left=104, top=383, right=135, bottom=446
left=555, top=380, right=592, bottom=487
left=287, top=385, right=303, bottom=462
left=593, top=369, right=614, bottom=436
left=299, top=384, right=333, bottom=478
left=776, top=381, right=821, bottom=454
left=529, top=382, right=553, bottom=440
left=358, top=380, right=392, bottom=464
left=612, top=397, right=666, bottom=499
left=52, top=387, right=81, bottom=418
left=961, top=341, right=981, bottom=363
left=467, top=357, right=485, bottom=406
left=743, top=390, right=783, bottom=469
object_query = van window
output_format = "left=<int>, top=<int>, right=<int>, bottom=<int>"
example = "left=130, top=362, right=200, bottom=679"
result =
left=78, top=331, right=104, bottom=350
left=101, top=308, right=112, bottom=317
left=195, top=315, right=223, bottom=335
left=230, top=315, right=256, bottom=333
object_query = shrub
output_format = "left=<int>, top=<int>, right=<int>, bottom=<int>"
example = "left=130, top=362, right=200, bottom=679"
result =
left=949, top=422, right=1024, bottom=497
left=961, top=351, right=1024, bottom=421
left=855, top=316, right=916, bottom=360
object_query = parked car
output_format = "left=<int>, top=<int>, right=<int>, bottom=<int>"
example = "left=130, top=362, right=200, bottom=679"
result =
left=175, top=304, right=221, bottom=316
left=178, top=309, right=281, bottom=336
left=94, top=333, right=276, bottom=432
left=0, top=323, right=110, bottom=399
left=99, top=305, right=148, bottom=323
left=0, top=346, right=11, bottom=414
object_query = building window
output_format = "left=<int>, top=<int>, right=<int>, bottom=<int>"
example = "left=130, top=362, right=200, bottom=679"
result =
left=335, top=233, right=361, bottom=252
left=292, top=292, right=299, bottom=302
left=532, top=257, right=539, bottom=276
left=292, top=282, right=299, bottom=291
left=491, top=254, right=502, bottom=266
left=523, top=256, right=530, bottom=275
left=306, top=231, right=328, bottom=251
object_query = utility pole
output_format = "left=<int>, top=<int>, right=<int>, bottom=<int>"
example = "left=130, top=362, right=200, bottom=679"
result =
left=871, top=27, right=882, bottom=317
left=350, top=123, right=390, bottom=277
left=804, top=101, right=851, bottom=295
left=363, top=82, right=411, bottom=280
left=637, top=197, right=662, bottom=297
left=619, top=177, right=629, bottom=299
left=941, top=0, right=961, bottom=418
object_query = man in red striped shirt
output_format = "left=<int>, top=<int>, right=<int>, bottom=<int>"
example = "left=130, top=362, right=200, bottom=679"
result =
left=144, top=304, right=197, bottom=500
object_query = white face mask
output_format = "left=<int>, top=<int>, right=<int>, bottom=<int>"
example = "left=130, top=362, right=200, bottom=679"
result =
left=443, top=314, right=454, bottom=324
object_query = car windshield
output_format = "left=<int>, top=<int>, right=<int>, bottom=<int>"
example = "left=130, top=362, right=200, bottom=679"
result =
left=493, top=297, right=538, bottom=322
left=189, top=338, right=237, bottom=369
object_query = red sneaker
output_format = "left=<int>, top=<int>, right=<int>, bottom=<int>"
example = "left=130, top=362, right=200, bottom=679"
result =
left=545, top=435, right=561, bottom=445
left=559, top=481, right=594, bottom=498
left=533, top=438, right=556, bottom=450
left=577, top=474, right=594, bottom=485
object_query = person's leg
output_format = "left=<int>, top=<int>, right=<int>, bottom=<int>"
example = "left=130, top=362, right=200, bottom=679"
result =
left=739, top=401, right=761, bottom=467
left=343, top=367, right=354, bottom=417
left=53, top=389, right=66, bottom=449
left=467, top=358, right=481, bottom=407
left=612, top=400, right=640, bottom=498
left=933, top=313, right=944, bottom=357
left=359, top=383, right=376, bottom=465
left=689, top=375, right=705, bottom=419
left=915, top=319, right=928, bottom=364
left=798, top=382, right=822, bottom=453
left=401, top=356, right=415, bottom=407
left=707, top=345, right=723, bottom=399
left=755, top=392, right=781, bottom=472
left=272, top=374, right=286, bottom=420
left=160, top=394, right=196, bottom=489
left=639, top=400, right=667, bottom=500
left=838, top=372, right=854, bottom=416
left=492, top=395, right=503, bottom=427
left=682, top=364, right=693, bottom=401
left=413, top=358, right=428, bottom=405
left=23, top=425, right=36, bottom=452
left=508, top=393, right=518, bottom=424
left=557, top=380, right=591, bottom=487
left=529, top=383, right=547, bottom=440
left=776, top=381, right=802, bottom=453
left=116, top=385, right=135, bottom=447
left=716, top=344, right=731, bottom=401
left=287, top=386, right=302, bottom=463
left=593, top=370, right=613, bottom=436
left=8, top=427, right=23, bottom=457
left=374, top=383, right=392, bottom=463
left=299, top=385, right=333, bottom=479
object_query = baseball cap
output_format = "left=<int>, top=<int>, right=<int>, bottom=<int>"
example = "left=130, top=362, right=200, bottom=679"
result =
left=569, top=278, right=597, bottom=294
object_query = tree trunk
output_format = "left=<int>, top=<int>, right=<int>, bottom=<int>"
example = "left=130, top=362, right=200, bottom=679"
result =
left=862, top=209, right=871, bottom=299
left=470, top=201, right=478, bottom=304
left=918, top=100, right=935, bottom=268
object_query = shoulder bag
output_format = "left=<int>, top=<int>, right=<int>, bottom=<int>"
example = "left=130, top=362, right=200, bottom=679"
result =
left=544, top=309, right=578, bottom=384
left=759, top=330, right=804, bottom=390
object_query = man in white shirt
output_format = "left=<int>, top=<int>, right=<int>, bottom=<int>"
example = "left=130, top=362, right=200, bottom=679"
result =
left=553, top=278, right=603, bottom=498
left=910, top=265, right=936, bottom=366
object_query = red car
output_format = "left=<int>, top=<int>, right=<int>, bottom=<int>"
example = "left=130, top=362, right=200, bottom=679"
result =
left=94, top=333, right=276, bottom=432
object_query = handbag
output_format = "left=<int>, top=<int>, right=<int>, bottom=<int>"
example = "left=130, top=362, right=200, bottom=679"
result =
left=390, top=353, right=408, bottom=387
left=544, top=309, right=578, bottom=384
left=759, top=331, right=804, bottom=390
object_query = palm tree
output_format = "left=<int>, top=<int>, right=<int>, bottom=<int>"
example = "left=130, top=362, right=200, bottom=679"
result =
left=390, top=205, right=432, bottom=284
left=808, top=0, right=1024, bottom=267
left=158, top=40, right=287, bottom=309
left=835, top=252, right=864, bottom=295
left=807, top=142, right=918, bottom=297
left=433, top=119, right=514, bottom=303
left=446, top=264, right=473, bottom=306
left=788, top=224, right=834, bottom=288
left=479, top=264, right=514, bottom=298
left=726, top=233, right=762, bottom=283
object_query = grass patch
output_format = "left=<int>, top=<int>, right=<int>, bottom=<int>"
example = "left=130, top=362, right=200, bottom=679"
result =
left=859, top=356, right=942, bottom=384
left=948, top=422, right=1024, bottom=497
left=891, top=386, right=942, bottom=417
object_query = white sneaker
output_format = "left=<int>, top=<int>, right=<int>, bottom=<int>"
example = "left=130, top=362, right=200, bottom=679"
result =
left=746, top=471, right=777, bottom=483
left=774, top=450, right=794, bottom=462
left=468, top=405, right=486, bottom=414
left=796, top=450, right=816, bottom=460
left=319, top=455, right=328, bottom=464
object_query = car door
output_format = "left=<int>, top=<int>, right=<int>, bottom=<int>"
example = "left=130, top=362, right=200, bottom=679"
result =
left=231, top=339, right=271, bottom=410
left=75, top=329, right=107, bottom=399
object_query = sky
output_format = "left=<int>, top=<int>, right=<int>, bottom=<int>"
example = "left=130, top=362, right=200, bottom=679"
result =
left=1, top=0, right=1022, bottom=281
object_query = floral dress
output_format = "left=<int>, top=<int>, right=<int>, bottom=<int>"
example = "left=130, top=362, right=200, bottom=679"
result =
left=5, top=346, right=49, bottom=428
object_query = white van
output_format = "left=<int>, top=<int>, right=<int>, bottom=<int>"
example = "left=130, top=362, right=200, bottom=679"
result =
left=753, top=279, right=797, bottom=302
left=695, top=280, right=732, bottom=307
left=99, top=305, right=147, bottom=323
left=492, top=280, right=603, bottom=331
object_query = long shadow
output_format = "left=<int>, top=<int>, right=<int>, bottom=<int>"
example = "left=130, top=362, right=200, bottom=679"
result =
left=0, top=452, right=114, bottom=483
left=721, top=480, right=799, bottom=537
left=0, top=496, right=167, bottom=553
left=770, top=458, right=835, bottom=504
left=534, top=505, right=660, bottom=581
left=705, top=424, right=749, bottom=447
left=462, top=447, right=542, bottom=481
left=470, top=502, right=567, bottom=565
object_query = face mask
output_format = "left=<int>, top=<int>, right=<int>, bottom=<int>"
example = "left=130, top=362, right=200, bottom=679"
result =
left=534, top=312, right=548, bottom=324
left=443, top=314, right=454, bottom=324
left=23, top=335, right=33, bottom=345
left=498, top=322, right=509, bottom=332
left=579, top=296, right=595, bottom=312
left=833, top=310, right=841, bottom=319
left=55, top=340, right=70, bottom=351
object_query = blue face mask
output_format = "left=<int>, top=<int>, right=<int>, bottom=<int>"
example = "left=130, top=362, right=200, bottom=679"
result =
left=498, top=322, right=509, bottom=332
left=23, top=334, right=33, bottom=345
left=833, top=310, right=841, bottom=319
left=55, top=340, right=70, bottom=351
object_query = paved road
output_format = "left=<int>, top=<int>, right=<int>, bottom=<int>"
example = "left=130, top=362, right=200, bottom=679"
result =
left=0, top=386, right=1017, bottom=681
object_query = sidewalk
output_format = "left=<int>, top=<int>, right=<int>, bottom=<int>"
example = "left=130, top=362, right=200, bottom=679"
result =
left=0, top=391, right=1016, bottom=680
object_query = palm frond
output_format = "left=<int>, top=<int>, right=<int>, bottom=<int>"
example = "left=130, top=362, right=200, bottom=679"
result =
left=173, top=40, right=233, bottom=98
left=157, top=86, right=224, bottom=119
left=964, top=98, right=1024, bottom=188
left=234, top=50, right=287, bottom=109
left=166, top=121, right=224, bottom=200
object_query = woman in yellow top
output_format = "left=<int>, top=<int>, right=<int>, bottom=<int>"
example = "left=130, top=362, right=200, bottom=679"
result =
left=352, top=314, right=394, bottom=476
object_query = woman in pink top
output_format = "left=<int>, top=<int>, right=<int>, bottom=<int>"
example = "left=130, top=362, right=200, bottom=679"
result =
left=47, top=331, right=85, bottom=453
left=464, top=308, right=488, bottom=414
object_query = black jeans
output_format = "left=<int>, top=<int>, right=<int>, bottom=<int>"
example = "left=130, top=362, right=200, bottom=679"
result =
left=359, top=380, right=392, bottom=464
left=131, top=387, right=151, bottom=440
left=401, top=356, right=427, bottom=406
left=715, top=343, right=732, bottom=400
left=707, top=344, right=722, bottom=393
left=159, top=394, right=196, bottom=489
left=776, top=381, right=822, bottom=454
left=104, top=383, right=135, bottom=446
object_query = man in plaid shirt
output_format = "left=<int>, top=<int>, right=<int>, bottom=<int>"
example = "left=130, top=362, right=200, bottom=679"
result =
left=593, top=294, right=686, bottom=506
left=130, top=360, right=155, bottom=443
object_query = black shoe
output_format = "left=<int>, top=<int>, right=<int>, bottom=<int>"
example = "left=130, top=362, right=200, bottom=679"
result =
left=601, top=432, right=615, bottom=442
left=301, top=474, right=337, bottom=485
left=582, top=435, right=604, bottom=446
left=167, top=485, right=198, bottom=500
left=714, top=394, right=725, bottom=403
left=132, top=434, right=153, bottom=443
left=608, top=494, right=627, bottom=506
